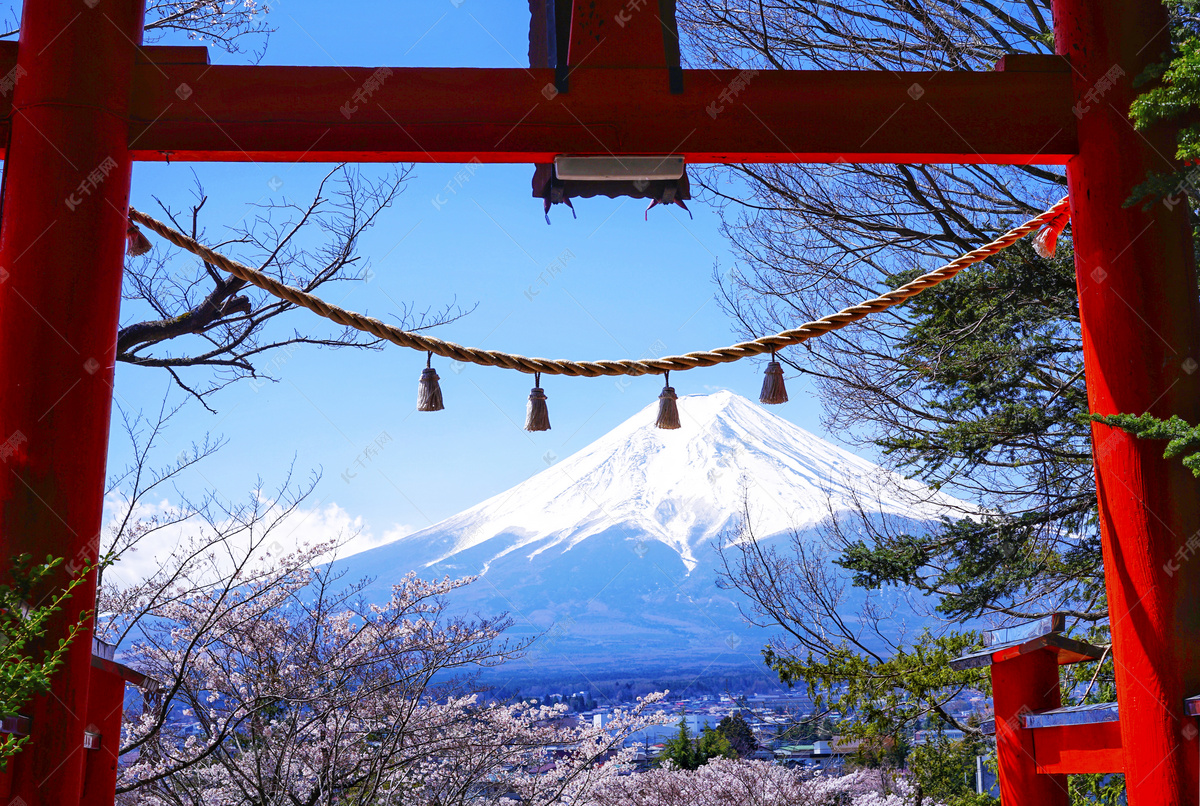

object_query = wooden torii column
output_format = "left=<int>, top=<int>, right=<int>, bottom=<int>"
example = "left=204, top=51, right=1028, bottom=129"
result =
left=0, top=0, right=1195, bottom=804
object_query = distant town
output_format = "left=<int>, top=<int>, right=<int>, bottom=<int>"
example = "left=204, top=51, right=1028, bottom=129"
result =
left=505, top=685, right=991, bottom=775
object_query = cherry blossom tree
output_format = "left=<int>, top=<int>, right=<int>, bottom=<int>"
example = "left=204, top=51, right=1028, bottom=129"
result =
left=583, top=759, right=942, bottom=806
left=107, top=556, right=665, bottom=804
left=95, top=406, right=666, bottom=805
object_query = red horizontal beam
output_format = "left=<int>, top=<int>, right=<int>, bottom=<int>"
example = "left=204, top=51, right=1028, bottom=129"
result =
left=0, top=44, right=1076, bottom=164
left=120, top=61, right=1075, bottom=165
left=1033, top=721, right=1125, bottom=775
left=0, top=42, right=208, bottom=157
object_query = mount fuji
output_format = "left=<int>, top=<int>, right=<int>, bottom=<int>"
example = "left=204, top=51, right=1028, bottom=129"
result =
left=335, top=391, right=971, bottom=678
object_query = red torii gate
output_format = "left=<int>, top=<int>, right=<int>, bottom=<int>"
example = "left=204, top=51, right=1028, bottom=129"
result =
left=0, top=0, right=1196, bottom=804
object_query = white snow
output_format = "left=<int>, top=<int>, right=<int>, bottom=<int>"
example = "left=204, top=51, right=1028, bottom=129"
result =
left=386, top=390, right=971, bottom=575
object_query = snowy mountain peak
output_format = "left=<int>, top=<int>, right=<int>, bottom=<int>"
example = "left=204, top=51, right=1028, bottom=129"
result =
left=338, top=391, right=969, bottom=675
left=382, top=391, right=966, bottom=574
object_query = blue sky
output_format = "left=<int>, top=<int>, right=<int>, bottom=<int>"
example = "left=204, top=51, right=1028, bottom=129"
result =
left=110, top=1, right=835, bottom=551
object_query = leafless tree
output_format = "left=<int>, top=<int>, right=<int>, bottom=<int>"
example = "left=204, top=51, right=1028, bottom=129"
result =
left=675, top=0, right=1067, bottom=440
left=716, top=489, right=992, bottom=741
left=142, top=0, right=273, bottom=56
left=676, top=0, right=1098, bottom=625
left=0, top=5, right=469, bottom=410
left=1, top=1, right=272, bottom=54
left=119, top=166, right=472, bottom=410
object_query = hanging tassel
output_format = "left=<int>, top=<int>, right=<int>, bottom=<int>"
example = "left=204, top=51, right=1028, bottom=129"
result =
left=525, top=372, right=551, bottom=432
left=1032, top=213, right=1068, bottom=258
left=126, top=223, right=152, bottom=257
left=644, top=198, right=693, bottom=221
left=417, top=352, right=444, bottom=412
left=543, top=198, right=577, bottom=226
left=656, top=371, right=681, bottom=430
left=759, top=352, right=789, bottom=405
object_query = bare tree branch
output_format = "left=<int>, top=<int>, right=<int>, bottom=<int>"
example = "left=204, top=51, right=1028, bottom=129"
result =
left=119, top=166, right=476, bottom=406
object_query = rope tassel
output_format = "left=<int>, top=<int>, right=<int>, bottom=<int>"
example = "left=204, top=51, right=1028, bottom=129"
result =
left=759, top=354, right=788, bottom=405
left=126, top=223, right=152, bottom=257
left=417, top=352, right=444, bottom=412
left=1032, top=212, right=1069, bottom=258
left=525, top=373, right=551, bottom=432
left=656, top=372, right=681, bottom=430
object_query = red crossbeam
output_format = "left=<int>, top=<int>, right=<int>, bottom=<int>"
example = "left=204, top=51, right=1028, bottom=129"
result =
left=125, top=65, right=1077, bottom=164
left=0, top=43, right=1077, bottom=164
left=1033, top=722, right=1125, bottom=775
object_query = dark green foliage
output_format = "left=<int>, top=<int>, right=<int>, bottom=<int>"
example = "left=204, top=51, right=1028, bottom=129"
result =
left=567, top=692, right=597, bottom=712
left=835, top=242, right=1102, bottom=622
left=0, top=555, right=87, bottom=767
left=773, top=714, right=835, bottom=743
left=696, top=726, right=735, bottom=764
left=763, top=630, right=987, bottom=748
left=1069, top=773, right=1128, bottom=806
left=658, top=715, right=735, bottom=770
left=906, top=734, right=997, bottom=806
left=1128, top=1, right=1200, bottom=209
left=659, top=715, right=697, bottom=770
left=1093, top=412, right=1200, bottom=477
left=737, top=241, right=1122, bottom=797
left=714, top=713, right=757, bottom=757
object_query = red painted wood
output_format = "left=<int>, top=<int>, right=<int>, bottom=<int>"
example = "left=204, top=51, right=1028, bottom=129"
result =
left=1052, top=0, right=1200, bottom=803
left=0, top=43, right=1076, bottom=164
left=117, top=64, right=1076, bottom=164
left=0, top=39, right=205, bottom=67
left=80, top=666, right=125, bottom=806
left=992, top=649, right=1069, bottom=806
left=568, top=0, right=667, bottom=66
left=0, top=0, right=145, bottom=803
left=1033, top=721, right=1125, bottom=775
left=0, top=2, right=1188, bottom=799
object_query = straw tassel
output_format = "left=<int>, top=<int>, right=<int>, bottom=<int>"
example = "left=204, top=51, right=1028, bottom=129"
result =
left=417, top=352, right=444, bottom=412
left=656, top=372, right=681, bottom=430
left=126, top=223, right=152, bottom=257
left=759, top=353, right=789, bottom=405
left=525, top=372, right=551, bottom=432
left=1032, top=214, right=1068, bottom=258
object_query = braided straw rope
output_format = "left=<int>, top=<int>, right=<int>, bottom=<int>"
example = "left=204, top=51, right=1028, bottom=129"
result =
left=128, top=197, right=1070, bottom=378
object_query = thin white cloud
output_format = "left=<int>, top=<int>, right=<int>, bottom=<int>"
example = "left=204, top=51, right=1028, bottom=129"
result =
left=99, top=494, right=412, bottom=587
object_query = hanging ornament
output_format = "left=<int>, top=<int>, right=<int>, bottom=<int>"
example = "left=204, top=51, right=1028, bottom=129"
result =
left=525, top=372, right=551, bottom=432
left=644, top=197, right=692, bottom=221
left=759, top=352, right=789, bottom=405
left=544, top=196, right=576, bottom=226
left=656, top=371, right=681, bottom=430
left=126, top=223, right=152, bottom=256
left=417, top=352, right=444, bottom=412
left=1032, top=214, right=1068, bottom=258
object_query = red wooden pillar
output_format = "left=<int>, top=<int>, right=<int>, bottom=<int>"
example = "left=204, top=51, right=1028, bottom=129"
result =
left=80, top=665, right=126, bottom=806
left=567, top=0, right=675, bottom=67
left=1052, top=1, right=1200, bottom=803
left=0, top=1, right=145, bottom=804
left=992, top=649, right=1069, bottom=806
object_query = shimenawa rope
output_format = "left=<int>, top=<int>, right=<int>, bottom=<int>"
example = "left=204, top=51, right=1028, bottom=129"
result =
left=127, top=197, right=1070, bottom=378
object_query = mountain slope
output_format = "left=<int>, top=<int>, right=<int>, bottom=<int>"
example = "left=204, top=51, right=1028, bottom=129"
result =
left=336, top=391, right=971, bottom=676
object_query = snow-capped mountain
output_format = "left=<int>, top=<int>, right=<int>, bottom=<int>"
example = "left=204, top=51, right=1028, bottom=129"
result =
left=336, top=391, right=970, bottom=677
